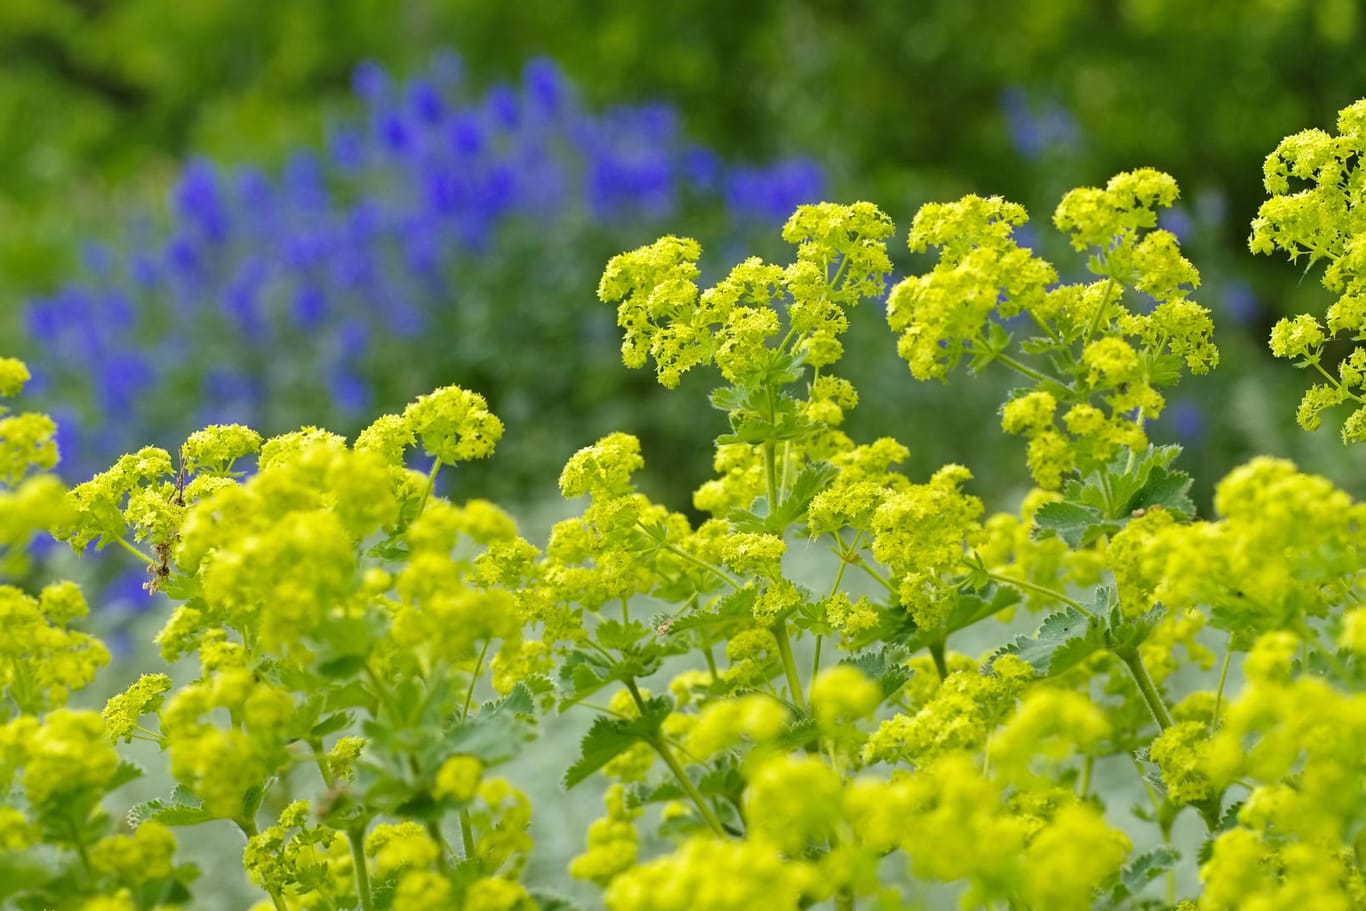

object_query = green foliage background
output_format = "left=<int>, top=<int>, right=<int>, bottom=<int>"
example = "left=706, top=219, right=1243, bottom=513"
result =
left=5, top=0, right=1366, bottom=501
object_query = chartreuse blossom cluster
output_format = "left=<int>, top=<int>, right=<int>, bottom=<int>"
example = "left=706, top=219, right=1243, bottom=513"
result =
left=6, top=107, right=1366, bottom=911
left=1252, top=98, right=1366, bottom=440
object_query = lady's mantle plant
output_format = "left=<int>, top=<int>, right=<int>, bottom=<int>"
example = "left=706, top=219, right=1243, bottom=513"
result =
left=3, top=102, right=1366, bottom=911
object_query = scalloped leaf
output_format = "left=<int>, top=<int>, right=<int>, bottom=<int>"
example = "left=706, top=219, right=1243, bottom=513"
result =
left=563, top=696, right=671, bottom=790
left=996, top=606, right=1105, bottom=676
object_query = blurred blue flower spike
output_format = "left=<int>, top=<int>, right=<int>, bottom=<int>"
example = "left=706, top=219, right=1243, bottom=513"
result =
left=23, top=52, right=827, bottom=487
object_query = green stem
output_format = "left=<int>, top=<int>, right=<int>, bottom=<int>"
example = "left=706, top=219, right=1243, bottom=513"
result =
left=1083, top=275, right=1120, bottom=345
left=652, top=537, right=742, bottom=590
left=624, top=678, right=728, bottom=836
left=1211, top=637, right=1234, bottom=733
left=461, top=639, right=492, bottom=722
left=348, top=827, right=375, bottom=911
left=1307, top=357, right=1365, bottom=401
left=982, top=570, right=1093, bottom=618
left=1077, top=755, right=1094, bottom=800
left=811, top=635, right=823, bottom=687
left=763, top=439, right=780, bottom=513
left=854, top=558, right=894, bottom=593
left=65, top=812, right=93, bottom=883
left=363, top=662, right=403, bottom=722
left=928, top=639, right=949, bottom=682
left=652, top=736, right=728, bottom=837
left=460, top=809, right=477, bottom=862
left=311, top=738, right=335, bottom=789
left=703, top=645, right=719, bottom=683
left=1117, top=647, right=1173, bottom=730
left=427, top=821, right=451, bottom=875
left=993, top=352, right=1054, bottom=385
left=773, top=618, right=807, bottom=712
left=835, top=888, right=855, bottom=911
left=112, top=535, right=157, bottom=567
left=416, top=457, right=443, bottom=516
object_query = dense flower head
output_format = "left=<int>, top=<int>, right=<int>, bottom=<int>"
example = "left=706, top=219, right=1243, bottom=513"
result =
left=19, top=708, right=121, bottom=807
left=559, top=432, right=645, bottom=499
left=1252, top=98, right=1366, bottom=441
left=0, top=583, right=110, bottom=712
left=870, top=464, right=983, bottom=628
left=889, top=195, right=1056, bottom=381
left=1053, top=167, right=1180, bottom=252
left=403, top=385, right=503, bottom=463
left=603, top=835, right=820, bottom=911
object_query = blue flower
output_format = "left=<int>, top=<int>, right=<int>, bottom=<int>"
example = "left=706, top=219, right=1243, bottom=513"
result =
left=22, top=49, right=827, bottom=511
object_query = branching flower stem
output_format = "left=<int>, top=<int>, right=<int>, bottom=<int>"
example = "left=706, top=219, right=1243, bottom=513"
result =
left=625, top=679, right=727, bottom=837
left=982, top=570, right=1094, bottom=618
left=1116, top=646, right=1173, bottom=731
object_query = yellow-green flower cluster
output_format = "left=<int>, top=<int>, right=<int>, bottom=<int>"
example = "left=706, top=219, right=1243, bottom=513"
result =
left=160, top=669, right=295, bottom=819
left=743, top=754, right=842, bottom=852
left=986, top=687, right=1110, bottom=787
left=390, top=500, right=523, bottom=669
left=889, top=195, right=1056, bottom=381
left=464, top=778, right=534, bottom=875
left=603, top=835, right=821, bottom=911
left=846, top=752, right=1129, bottom=909
left=862, top=657, right=1031, bottom=766
left=175, top=441, right=400, bottom=654
left=599, top=204, right=893, bottom=389
left=59, top=446, right=174, bottom=552
left=89, top=822, right=179, bottom=884
left=684, top=693, right=789, bottom=761
left=403, top=385, right=503, bottom=463
left=890, top=172, right=1213, bottom=488
left=8, top=708, right=120, bottom=808
left=1252, top=99, right=1366, bottom=440
left=569, top=784, right=641, bottom=886
left=0, top=583, right=109, bottom=712
left=180, top=423, right=262, bottom=474
left=598, top=235, right=709, bottom=388
left=870, top=464, right=983, bottom=629
left=1196, top=632, right=1366, bottom=909
left=102, top=672, right=171, bottom=743
left=243, top=801, right=353, bottom=903
left=1054, top=168, right=1180, bottom=253
left=1101, top=457, right=1366, bottom=638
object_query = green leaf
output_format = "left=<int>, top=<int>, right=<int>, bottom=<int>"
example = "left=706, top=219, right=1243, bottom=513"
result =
left=1032, top=501, right=1112, bottom=548
left=708, top=386, right=745, bottom=413
left=530, top=891, right=586, bottom=911
left=0, top=856, right=52, bottom=900
left=563, top=697, right=671, bottom=789
left=595, top=619, right=650, bottom=651
left=444, top=683, right=538, bottom=766
left=843, top=646, right=912, bottom=700
left=1119, top=464, right=1196, bottom=519
left=557, top=648, right=663, bottom=709
left=1106, top=846, right=1180, bottom=904
left=127, top=795, right=214, bottom=828
left=311, top=712, right=355, bottom=738
left=996, top=607, right=1105, bottom=676
left=108, top=760, right=145, bottom=792
left=667, top=587, right=756, bottom=639
left=159, top=572, right=202, bottom=600
left=1107, top=601, right=1167, bottom=651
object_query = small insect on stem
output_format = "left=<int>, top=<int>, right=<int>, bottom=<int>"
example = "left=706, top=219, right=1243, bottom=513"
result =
left=145, top=447, right=190, bottom=594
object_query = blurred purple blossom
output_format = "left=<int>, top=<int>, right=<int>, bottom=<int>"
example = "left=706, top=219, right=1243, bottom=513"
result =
left=24, top=53, right=827, bottom=481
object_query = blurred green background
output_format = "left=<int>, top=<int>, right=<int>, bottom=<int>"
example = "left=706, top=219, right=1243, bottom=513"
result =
left=5, top=0, right=1366, bottom=512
